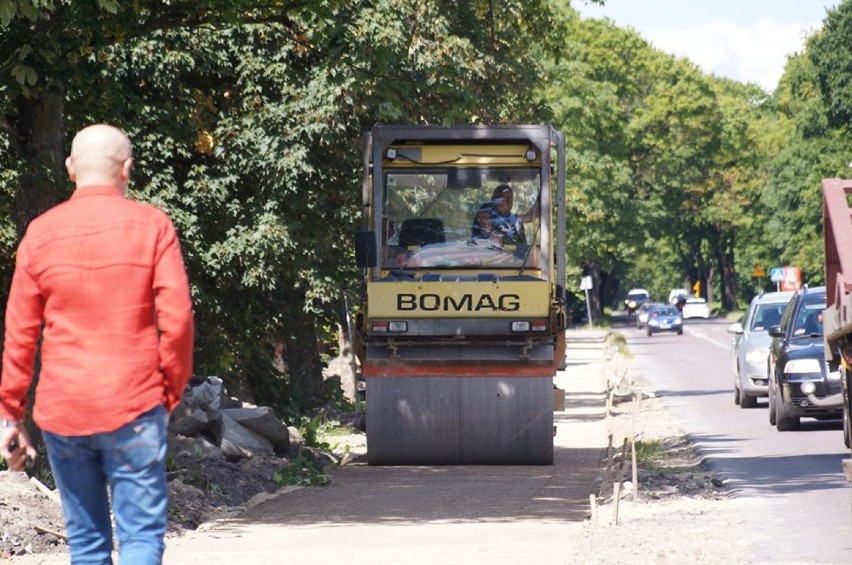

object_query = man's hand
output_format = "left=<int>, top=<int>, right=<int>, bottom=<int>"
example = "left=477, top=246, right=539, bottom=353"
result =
left=1, top=425, right=36, bottom=471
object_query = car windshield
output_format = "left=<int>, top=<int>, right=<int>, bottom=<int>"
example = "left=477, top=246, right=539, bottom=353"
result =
left=792, top=301, right=826, bottom=337
left=750, top=303, right=786, bottom=332
left=653, top=307, right=678, bottom=316
left=628, top=292, right=648, bottom=300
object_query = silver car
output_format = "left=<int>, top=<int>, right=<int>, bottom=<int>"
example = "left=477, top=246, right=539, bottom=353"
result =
left=726, top=291, right=795, bottom=408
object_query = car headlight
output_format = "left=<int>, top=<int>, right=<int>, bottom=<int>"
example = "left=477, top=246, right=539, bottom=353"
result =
left=628, top=300, right=637, bottom=308
left=649, top=319, right=659, bottom=326
left=745, top=350, right=767, bottom=365
left=783, top=358, right=823, bottom=375
left=801, top=381, right=816, bottom=395
left=673, top=318, right=682, bottom=325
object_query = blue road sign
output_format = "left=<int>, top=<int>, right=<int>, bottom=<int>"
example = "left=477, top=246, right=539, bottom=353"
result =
left=770, top=267, right=784, bottom=283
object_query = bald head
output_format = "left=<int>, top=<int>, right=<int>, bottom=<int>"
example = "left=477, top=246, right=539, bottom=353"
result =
left=65, top=124, right=133, bottom=191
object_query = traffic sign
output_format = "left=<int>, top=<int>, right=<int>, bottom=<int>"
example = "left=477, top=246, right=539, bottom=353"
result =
left=769, top=267, right=784, bottom=283
left=751, top=265, right=766, bottom=278
left=780, top=266, right=801, bottom=291
left=580, top=276, right=592, bottom=290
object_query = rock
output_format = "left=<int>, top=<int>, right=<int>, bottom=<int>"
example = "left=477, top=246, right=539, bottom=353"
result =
left=221, top=407, right=290, bottom=456
left=169, top=435, right=223, bottom=463
left=216, top=414, right=274, bottom=459
left=288, top=425, right=305, bottom=445
left=182, top=377, right=227, bottom=411
left=169, top=406, right=211, bottom=437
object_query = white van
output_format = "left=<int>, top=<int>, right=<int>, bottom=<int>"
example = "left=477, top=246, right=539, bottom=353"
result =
left=668, top=288, right=689, bottom=304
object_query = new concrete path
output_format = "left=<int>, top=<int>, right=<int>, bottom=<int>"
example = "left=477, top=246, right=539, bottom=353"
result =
left=164, top=328, right=610, bottom=565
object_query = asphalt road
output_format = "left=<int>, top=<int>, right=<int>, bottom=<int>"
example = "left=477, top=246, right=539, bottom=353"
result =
left=615, top=311, right=852, bottom=563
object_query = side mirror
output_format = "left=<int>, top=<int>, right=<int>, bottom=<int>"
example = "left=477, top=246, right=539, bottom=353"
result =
left=727, top=322, right=744, bottom=335
left=768, top=324, right=784, bottom=339
left=355, top=231, right=377, bottom=268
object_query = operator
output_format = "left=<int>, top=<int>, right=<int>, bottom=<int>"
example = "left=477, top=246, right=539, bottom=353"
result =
left=471, top=184, right=539, bottom=245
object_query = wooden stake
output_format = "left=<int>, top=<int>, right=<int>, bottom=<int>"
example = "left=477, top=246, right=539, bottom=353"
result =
left=612, top=481, right=621, bottom=525
left=632, top=392, right=639, bottom=502
left=34, top=525, right=67, bottom=541
left=603, top=433, right=614, bottom=491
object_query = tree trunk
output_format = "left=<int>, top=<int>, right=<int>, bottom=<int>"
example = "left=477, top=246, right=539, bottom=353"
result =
left=715, top=226, right=738, bottom=311
left=0, top=86, right=66, bottom=368
left=12, top=85, right=67, bottom=237
left=328, top=294, right=358, bottom=403
left=283, top=289, right=326, bottom=410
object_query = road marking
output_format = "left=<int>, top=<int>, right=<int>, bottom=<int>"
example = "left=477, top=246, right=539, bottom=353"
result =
left=686, top=328, right=730, bottom=350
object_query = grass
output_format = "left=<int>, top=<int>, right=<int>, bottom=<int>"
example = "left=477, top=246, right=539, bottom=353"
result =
left=274, top=455, right=331, bottom=487
left=634, top=438, right=665, bottom=461
left=634, top=436, right=705, bottom=475
left=605, top=331, right=632, bottom=359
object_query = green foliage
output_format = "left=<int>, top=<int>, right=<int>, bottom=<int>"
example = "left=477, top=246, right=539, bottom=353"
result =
left=298, top=413, right=332, bottom=451
left=605, top=331, right=631, bottom=359
left=809, top=1, right=852, bottom=129
left=634, top=438, right=664, bottom=462
left=274, top=455, right=331, bottom=487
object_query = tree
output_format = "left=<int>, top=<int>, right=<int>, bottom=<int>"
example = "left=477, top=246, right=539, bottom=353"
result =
left=809, top=0, right=852, bottom=130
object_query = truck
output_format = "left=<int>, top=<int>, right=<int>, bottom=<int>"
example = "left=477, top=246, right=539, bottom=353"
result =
left=820, top=178, right=852, bottom=480
left=353, top=124, right=567, bottom=465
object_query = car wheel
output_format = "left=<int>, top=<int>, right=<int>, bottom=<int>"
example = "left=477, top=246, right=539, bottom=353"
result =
left=843, top=404, right=850, bottom=450
left=768, top=384, right=777, bottom=425
left=733, top=384, right=741, bottom=406
left=677, top=328, right=683, bottom=335
left=775, top=388, right=800, bottom=431
left=740, top=394, right=758, bottom=409
left=647, top=328, right=653, bottom=337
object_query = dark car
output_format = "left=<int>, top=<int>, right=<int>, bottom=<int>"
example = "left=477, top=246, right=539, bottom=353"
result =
left=624, top=288, right=650, bottom=315
left=646, top=304, right=684, bottom=336
left=767, top=286, right=843, bottom=431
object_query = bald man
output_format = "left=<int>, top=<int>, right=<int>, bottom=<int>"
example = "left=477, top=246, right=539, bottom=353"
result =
left=0, top=124, right=194, bottom=564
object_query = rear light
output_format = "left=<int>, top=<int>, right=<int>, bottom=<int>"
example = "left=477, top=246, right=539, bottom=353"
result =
left=371, top=321, right=407, bottom=333
left=512, top=320, right=546, bottom=332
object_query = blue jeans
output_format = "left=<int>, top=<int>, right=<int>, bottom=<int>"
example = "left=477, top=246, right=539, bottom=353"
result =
left=43, top=405, right=168, bottom=565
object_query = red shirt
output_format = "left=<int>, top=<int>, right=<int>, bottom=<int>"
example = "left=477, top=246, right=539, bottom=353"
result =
left=0, top=185, right=194, bottom=435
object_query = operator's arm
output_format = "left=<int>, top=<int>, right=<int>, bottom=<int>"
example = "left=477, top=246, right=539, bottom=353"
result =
left=152, top=216, right=194, bottom=412
left=519, top=194, right=541, bottom=223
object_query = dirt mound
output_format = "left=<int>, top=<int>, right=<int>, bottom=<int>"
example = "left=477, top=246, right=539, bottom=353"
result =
left=0, top=473, right=66, bottom=559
